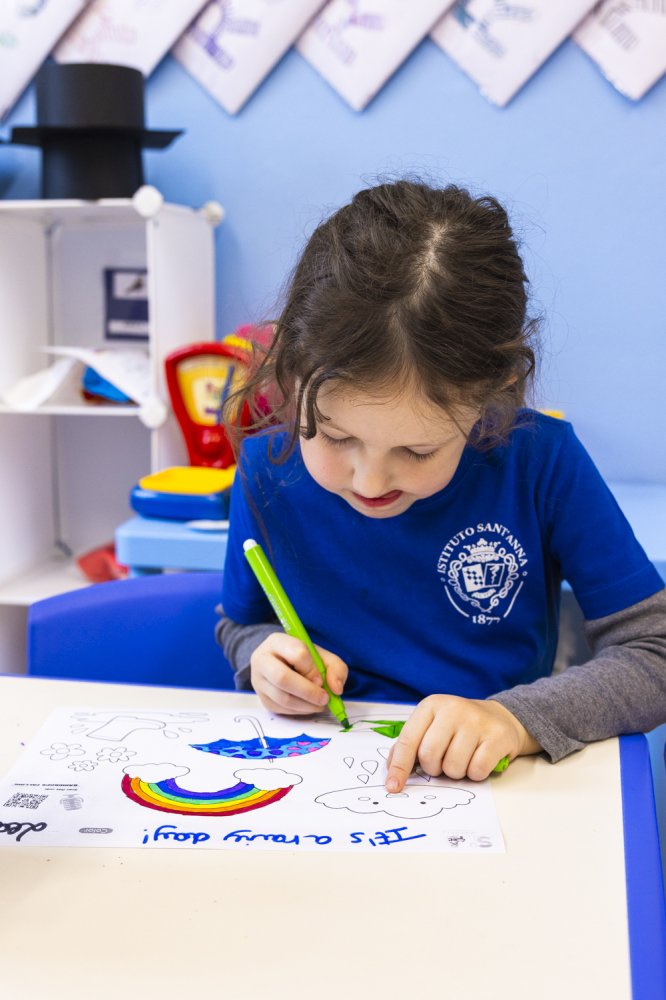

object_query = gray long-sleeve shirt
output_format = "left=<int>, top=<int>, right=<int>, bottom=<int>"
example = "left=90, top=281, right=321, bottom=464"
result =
left=215, top=586, right=666, bottom=762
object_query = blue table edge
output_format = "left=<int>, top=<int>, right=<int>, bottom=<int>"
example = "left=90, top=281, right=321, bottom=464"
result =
left=620, top=733, right=666, bottom=999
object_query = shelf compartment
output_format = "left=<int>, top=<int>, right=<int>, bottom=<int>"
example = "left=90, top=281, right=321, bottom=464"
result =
left=0, top=196, right=218, bottom=674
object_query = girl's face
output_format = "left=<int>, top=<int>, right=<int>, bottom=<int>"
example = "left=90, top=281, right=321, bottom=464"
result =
left=299, top=383, right=478, bottom=519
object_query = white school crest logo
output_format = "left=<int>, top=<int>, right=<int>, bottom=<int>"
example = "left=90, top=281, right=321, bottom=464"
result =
left=437, top=524, right=528, bottom=625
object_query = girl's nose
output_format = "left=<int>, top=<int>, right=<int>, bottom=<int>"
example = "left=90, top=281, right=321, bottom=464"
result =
left=351, top=457, right=391, bottom=498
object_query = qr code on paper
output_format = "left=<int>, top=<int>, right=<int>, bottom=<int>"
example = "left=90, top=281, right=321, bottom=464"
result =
left=3, top=792, right=48, bottom=810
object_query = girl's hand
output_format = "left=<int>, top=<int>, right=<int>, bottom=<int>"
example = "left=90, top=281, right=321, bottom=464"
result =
left=250, top=632, right=348, bottom=717
left=385, top=695, right=541, bottom=792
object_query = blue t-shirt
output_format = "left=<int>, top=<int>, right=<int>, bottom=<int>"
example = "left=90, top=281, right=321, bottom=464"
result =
left=221, top=412, right=662, bottom=704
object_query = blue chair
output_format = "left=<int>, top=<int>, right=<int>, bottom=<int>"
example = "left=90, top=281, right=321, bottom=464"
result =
left=27, top=572, right=234, bottom=690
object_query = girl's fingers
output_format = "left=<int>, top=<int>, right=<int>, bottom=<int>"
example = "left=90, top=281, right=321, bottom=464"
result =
left=316, top=647, right=349, bottom=696
left=264, top=661, right=328, bottom=707
left=267, top=635, right=325, bottom=683
left=466, top=741, right=509, bottom=782
left=271, top=637, right=349, bottom=698
left=440, top=729, right=480, bottom=781
left=251, top=635, right=350, bottom=717
left=384, top=695, right=530, bottom=789
left=258, top=677, right=327, bottom=716
left=385, top=701, right=438, bottom=792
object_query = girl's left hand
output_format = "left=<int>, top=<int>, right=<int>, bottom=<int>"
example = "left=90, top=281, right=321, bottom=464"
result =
left=385, top=695, right=541, bottom=792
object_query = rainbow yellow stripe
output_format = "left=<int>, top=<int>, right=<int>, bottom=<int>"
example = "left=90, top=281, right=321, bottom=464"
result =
left=121, top=774, right=293, bottom=817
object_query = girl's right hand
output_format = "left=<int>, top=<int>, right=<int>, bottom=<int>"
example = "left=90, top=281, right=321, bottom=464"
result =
left=250, top=632, right=349, bottom=717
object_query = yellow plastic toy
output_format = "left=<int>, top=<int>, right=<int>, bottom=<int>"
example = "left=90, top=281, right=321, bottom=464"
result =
left=130, top=466, right=236, bottom=520
left=138, top=466, right=235, bottom=495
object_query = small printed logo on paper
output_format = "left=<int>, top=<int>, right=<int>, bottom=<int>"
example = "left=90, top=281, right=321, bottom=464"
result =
left=437, top=523, right=528, bottom=625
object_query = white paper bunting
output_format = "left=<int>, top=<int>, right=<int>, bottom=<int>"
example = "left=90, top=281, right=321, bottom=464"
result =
left=0, top=0, right=89, bottom=121
left=173, top=0, right=326, bottom=116
left=54, top=0, right=209, bottom=76
left=296, top=0, right=455, bottom=111
left=431, top=0, right=598, bottom=107
left=574, top=1, right=666, bottom=101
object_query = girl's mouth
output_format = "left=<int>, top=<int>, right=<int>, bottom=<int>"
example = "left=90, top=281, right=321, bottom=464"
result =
left=352, top=490, right=403, bottom=508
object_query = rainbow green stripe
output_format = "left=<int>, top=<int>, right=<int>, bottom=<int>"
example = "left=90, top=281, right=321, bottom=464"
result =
left=121, top=774, right=293, bottom=816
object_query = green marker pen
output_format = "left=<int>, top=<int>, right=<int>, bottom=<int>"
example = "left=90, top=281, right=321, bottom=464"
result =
left=493, top=754, right=510, bottom=774
left=243, top=538, right=351, bottom=730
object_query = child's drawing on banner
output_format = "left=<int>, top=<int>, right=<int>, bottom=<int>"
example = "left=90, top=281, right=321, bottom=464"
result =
left=54, top=0, right=209, bottom=76
left=574, top=1, right=666, bottom=101
left=431, top=0, right=598, bottom=107
left=296, top=0, right=456, bottom=111
left=0, top=705, right=505, bottom=852
left=0, top=0, right=88, bottom=121
left=173, top=0, right=326, bottom=116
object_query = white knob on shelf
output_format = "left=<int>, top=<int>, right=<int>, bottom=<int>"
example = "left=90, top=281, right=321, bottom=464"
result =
left=139, top=396, right=168, bottom=429
left=199, top=201, right=225, bottom=226
left=132, top=185, right=164, bottom=219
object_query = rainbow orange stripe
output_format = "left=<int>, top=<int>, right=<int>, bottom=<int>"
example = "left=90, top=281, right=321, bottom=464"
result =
left=121, top=774, right=293, bottom=816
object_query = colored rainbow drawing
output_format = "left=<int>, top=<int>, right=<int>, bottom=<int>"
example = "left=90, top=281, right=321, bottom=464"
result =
left=121, top=765, right=302, bottom=817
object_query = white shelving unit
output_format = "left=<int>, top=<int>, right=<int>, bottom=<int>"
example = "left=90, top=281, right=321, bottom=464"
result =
left=0, top=189, right=221, bottom=674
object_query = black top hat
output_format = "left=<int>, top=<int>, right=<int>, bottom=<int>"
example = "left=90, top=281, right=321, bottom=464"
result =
left=6, top=62, right=183, bottom=200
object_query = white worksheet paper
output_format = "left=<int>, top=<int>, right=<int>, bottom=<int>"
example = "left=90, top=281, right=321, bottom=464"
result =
left=431, top=0, right=598, bottom=107
left=574, top=1, right=666, bottom=101
left=0, top=0, right=89, bottom=121
left=296, top=0, right=455, bottom=111
left=173, top=0, right=326, bottom=115
left=55, top=0, right=209, bottom=75
left=0, top=706, right=505, bottom=853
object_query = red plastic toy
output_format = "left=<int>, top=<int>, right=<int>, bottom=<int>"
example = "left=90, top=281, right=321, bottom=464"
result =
left=164, top=339, right=252, bottom=469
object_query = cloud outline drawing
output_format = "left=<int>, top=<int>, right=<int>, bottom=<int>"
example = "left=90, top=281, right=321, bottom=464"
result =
left=314, top=784, right=475, bottom=819
left=122, top=763, right=191, bottom=783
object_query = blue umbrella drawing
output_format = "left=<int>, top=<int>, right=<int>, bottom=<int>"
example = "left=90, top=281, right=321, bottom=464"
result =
left=190, top=715, right=330, bottom=761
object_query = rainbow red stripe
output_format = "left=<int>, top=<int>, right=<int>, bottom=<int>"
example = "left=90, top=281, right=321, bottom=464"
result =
left=121, top=774, right=294, bottom=816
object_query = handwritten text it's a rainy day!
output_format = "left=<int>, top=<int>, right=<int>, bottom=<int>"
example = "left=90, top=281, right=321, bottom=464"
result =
left=142, top=823, right=428, bottom=848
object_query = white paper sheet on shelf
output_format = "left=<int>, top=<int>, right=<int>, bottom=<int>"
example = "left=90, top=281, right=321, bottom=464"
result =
left=574, top=1, right=666, bottom=100
left=44, top=345, right=151, bottom=402
left=1, top=346, right=166, bottom=428
left=1, top=357, right=77, bottom=411
left=0, top=704, right=505, bottom=852
left=173, top=0, right=326, bottom=115
left=54, top=0, right=209, bottom=76
left=431, top=0, right=598, bottom=107
left=0, top=0, right=89, bottom=121
left=296, top=0, right=455, bottom=111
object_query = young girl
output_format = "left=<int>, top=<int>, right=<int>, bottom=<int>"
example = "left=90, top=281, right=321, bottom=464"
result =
left=216, top=180, right=666, bottom=793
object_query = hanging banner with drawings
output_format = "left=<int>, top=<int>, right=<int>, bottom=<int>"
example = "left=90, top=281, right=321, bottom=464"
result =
left=296, top=0, right=456, bottom=111
left=173, top=0, right=327, bottom=116
left=0, top=0, right=88, bottom=122
left=574, top=0, right=666, bottom=101
left=431, top=0, right=598, bottom=107
left=54, top=0, right=209, bottom=76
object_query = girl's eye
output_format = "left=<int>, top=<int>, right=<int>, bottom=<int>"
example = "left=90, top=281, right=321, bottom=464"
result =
left=404, top=449, right=437, bottom=462
left=320, top=431, right=352, bottom=447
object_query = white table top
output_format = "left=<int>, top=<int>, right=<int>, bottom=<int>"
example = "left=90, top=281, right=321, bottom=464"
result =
left=0, top=676, right=634, bottom=1000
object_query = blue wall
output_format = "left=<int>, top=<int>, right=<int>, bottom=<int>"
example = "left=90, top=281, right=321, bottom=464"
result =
left=2, top=38, right=665, bottom=483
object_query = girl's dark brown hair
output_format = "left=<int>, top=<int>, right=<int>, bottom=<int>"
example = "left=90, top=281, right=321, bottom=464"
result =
left=225, top=179, right=538, bottom=458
